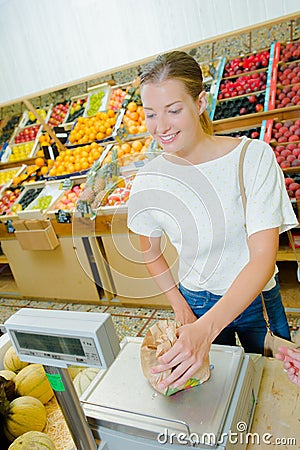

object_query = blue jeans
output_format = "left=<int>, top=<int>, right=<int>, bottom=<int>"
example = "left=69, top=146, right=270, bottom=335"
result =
left=178, top=278, right=291, bottom=354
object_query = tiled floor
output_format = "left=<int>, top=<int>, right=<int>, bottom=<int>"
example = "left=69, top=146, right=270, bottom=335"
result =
left=0, top=296, right=299, bottom=342
left=0, top=297, right=175, bottom=341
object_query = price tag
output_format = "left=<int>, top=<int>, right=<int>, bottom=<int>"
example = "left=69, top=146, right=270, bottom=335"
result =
left=76, top=200, right=96, bottom=220
left=60, top=178, right=74, bottom=190
left=45, top=373, right=65, bottom=392
left=5, top=220, right=15, bottom=234
left=55, top=209, right=72, bottom=223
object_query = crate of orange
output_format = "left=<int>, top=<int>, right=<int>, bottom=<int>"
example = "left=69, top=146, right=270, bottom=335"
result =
left=47, top=142, right=107, bottom=179
left=66, top=109, right=119, bottom=148
left=120, top=101, right=148, bottom=137
left=101, top=137, right=153, bottom=173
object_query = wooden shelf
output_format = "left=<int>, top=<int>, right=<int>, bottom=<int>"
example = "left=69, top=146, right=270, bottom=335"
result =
left=213, top=105, right=300, bottom=133
left=0, top=254, right=8, bottom=264
left=277, top=246, right=298, bottom=261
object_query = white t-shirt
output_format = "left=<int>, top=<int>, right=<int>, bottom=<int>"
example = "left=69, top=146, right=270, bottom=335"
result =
left=127, top=137, right=298, bottom=295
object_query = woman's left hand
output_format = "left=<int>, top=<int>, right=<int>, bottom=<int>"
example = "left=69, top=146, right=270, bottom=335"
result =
left=150, top=319, right=213, bottom=390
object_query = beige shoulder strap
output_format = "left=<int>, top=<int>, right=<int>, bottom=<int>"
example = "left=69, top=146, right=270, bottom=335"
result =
left=238, top=139, right=252, bottom=233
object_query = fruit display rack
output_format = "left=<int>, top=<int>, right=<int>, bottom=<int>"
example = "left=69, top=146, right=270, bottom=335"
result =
left=0, top=114, right=21, bottom=152
left=211, top=48, right=272, bottom=121
left=17, top=180, right=65, bottom=220
left=0, top=165, right=26, bottom=194
left=268, top=39, right=300, bottom=111
left=83, top=83, right=111, bottom=118
left=266, top=116, right=300, bottom=173
left=5, top=180, right=46, bottom=220
left=65, top=95, right=88, bottom=124
left=107, top=82, right=132, bottom=112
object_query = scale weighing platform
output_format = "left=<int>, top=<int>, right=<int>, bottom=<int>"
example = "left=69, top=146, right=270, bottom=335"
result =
left=4, top=308, right=264, bottom=450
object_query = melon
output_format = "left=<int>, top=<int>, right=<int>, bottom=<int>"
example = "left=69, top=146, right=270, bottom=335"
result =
left=0, top=369, right=16, bottom=381
left=8, top=431, right=56, bottom=449
left=3, top=346, right=30, bottom=373
left=67, top=365, right=84, bottom=380
left=73, top=367, right=99, bottom=396
left=15, top=364, right=54, bottom=404
left=4, top=396, right=47, bottom=442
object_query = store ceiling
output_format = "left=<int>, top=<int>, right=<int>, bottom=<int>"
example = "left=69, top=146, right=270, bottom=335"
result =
left=0, top=0, right=299, bottom=106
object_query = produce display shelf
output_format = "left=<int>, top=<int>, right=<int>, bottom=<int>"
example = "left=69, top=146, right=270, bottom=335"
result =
left=17, top=180, right=65, bottom=220
left=84, top=83, right=111, bottom=118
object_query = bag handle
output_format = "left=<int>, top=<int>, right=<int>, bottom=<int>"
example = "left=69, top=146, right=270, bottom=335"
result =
left=238, top=138, right=299, bottom=331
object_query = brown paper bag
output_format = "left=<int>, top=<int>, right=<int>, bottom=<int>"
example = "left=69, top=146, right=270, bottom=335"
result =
left=140, top=320, right=210, bottom=396
left=264, top=329, right=299, bottom=357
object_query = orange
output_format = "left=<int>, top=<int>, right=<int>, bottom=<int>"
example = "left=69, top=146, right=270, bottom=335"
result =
left=35, top=157, right=45, bottom=167
left=138, top=125, right=147, bottom=134
left=121, top=143, right=131, bottom=154
left=74, top=162, right=82, bottom=171
left=129, top=111, right=139, bottom=121
left=128, top=125, right=138, bottom=135
left=81, top=161, right=89, bottom=170
left=131, top=140, right=143, bottom=152
left=47, top=159, right=54, bottom=167
left=91, top=150, right=101, bottom=160
left=127, top=102, right=137, bottom=112
left=40, top=166, right=48, bottom=175
left=96, top=132, right=105, bottom=140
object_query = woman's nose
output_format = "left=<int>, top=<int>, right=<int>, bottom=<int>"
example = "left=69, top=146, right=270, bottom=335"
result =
left=156, top=115, right=171, bottom=134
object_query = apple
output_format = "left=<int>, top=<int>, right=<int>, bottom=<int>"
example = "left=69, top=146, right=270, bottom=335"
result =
left=285, top=177, right=294, bottom=186
left=291, top=159, right=300, bottom=167
left=280, top=160, right=291, bottom=168
left=286, top=155, right=296, bottom=163
left=255, top=104, right=263, bottom=112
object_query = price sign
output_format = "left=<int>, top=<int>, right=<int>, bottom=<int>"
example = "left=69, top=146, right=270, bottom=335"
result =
left=60, top=178, right=74, bottom=191
left=55, top=210, right=72, bottom=223
left=76, top=200, right=96, bottom=220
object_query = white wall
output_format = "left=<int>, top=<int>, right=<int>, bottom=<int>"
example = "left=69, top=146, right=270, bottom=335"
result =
left=0, top=0, right=299, bottom=106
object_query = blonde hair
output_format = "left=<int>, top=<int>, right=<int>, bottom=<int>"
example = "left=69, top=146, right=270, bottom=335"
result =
left=140, top=51, right=214, bottom=135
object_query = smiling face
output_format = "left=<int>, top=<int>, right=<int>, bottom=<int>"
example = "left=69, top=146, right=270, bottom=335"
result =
left=141, top=79, right=206, bottom=159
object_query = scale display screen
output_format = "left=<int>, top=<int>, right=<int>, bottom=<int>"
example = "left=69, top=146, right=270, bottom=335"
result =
left=4, top=308, right=120, bottom=368
left=15, top=331, right=85, bottom=357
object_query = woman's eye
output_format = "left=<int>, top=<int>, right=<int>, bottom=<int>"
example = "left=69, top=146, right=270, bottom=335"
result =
left=169, top=109, right=181, bottom=114
left=145, top=113, right=155, bottom=119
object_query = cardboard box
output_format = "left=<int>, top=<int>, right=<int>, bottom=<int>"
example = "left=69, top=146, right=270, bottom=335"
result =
left=12, top=220, right=27, bottom=231
left=14, top=220, right=59, bottom=251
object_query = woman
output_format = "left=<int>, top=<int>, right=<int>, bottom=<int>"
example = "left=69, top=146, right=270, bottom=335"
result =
left=127, top=51, right=298, bottom=391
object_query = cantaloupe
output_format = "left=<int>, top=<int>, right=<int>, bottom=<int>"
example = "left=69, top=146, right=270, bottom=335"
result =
left=67, top=365, right=84, bottom=380
left=0, top=369, right=16, bottom=381
left=8, top=431, right=56, bottom=449
left=73, top=367, right=99, bottom=396
left=4, top=396, right=47, bottom=442
left=15, top=364, right=54, bottom=404
left=3, top=346, right=30, bottom=373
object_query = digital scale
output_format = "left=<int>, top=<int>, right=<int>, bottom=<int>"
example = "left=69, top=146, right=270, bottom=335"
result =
left=4, top=308, right=264, bottom=450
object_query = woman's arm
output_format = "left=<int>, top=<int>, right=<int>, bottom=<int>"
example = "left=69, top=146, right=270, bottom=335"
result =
left=151, top=227, right=279, bottom=390
left=139, top=235, right=196, bottom=324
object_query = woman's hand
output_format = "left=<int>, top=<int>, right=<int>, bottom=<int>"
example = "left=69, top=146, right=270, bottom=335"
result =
left=173, top=302, right=197, bottom=326
left=151, top=318, right=213, bottom=390
left=275, top=347, right=300, bottom=388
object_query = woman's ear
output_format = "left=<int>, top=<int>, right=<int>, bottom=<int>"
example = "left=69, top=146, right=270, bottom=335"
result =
left=198, top=91, right=207, bottom=115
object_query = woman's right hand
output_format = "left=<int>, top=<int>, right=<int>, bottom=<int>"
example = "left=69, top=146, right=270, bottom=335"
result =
left=173, top=297, right=197, bottom=325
